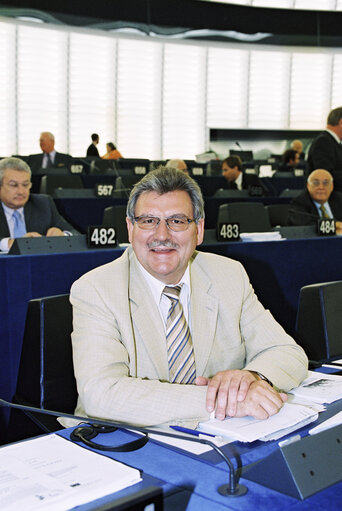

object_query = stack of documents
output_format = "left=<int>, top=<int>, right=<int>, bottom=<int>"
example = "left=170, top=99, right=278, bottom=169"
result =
left=0, top=434, right=141, bottom=511
left=289, top=371, right=342, bottom=405
left=198, top=403, right=318, bottom=443
left=240, top=232, right=283, bottom=242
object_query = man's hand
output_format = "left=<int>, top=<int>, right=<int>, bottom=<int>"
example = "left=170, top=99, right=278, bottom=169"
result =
left=46, top=227, right=64, bottom=236
left=195, top=370, right=287, bottom=420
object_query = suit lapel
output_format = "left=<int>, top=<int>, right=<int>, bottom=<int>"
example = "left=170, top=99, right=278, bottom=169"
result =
left=0, top=203, right=10, bottom=238
left=128, top=252, right=169, bottom=379
left=190, top=256, right=218, bottom=376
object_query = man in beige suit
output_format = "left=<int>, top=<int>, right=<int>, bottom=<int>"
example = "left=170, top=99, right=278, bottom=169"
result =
left=70, top=167, right=308, bottom=427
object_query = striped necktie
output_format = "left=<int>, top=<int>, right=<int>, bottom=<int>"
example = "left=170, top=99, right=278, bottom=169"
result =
left=163, top=285, right=196, bottom=384
left=320, top=204, right=330, bottom=219
left=12, top=210, right=26, bottom=237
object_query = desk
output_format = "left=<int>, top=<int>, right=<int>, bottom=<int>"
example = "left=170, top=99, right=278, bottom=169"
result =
left=56, top=399, right=342, bottom=510
left=2, top=236, right=342, bottom=442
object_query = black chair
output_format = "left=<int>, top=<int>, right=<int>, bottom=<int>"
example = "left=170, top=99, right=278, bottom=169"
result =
left=296, top=281, right=342, bottom=364
left=213, top=189, right=249, bottom=198
left=114, top=175, right=142, bottom=197
left=102, top=205, right=129, bottom=244
left=8, top=294, right=77, bottom=443
left=39, top=174, right=83, bottom=195
left=218, top=202, right=272, bottom=232
left=266, top=204, right=290, bottom=227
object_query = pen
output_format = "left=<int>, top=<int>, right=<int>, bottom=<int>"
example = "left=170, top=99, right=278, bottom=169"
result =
left=170, top=425, right=216, bottom=438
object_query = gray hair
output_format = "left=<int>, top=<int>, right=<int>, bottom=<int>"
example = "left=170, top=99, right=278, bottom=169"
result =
left=40, top=131, right=55, bottom=141
left=126, top=166, right=204, bottom=221
left=0, top=157, right=31, bottom=185
left=327, top=107, right=342, bottom=126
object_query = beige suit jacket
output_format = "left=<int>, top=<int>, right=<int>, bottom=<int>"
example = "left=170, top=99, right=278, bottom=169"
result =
left=70, top=247, right=308, bottom=427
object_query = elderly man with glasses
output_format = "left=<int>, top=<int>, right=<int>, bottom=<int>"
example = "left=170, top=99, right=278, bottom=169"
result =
left=288, top=169, right=342, bottom=229
left=69, top=166, right=308, bottom=429
left=0, top=157, right=79, bottom=252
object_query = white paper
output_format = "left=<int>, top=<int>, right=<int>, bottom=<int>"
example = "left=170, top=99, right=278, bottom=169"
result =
left=309, top=411, right=342, bottom=435
left=198, top=403, right=318, bottom=443
left=240, top=232, right=283, bottom=242
left=289, top=371, right=342, bottom=404
left=0, top=434, right=141, bottom=511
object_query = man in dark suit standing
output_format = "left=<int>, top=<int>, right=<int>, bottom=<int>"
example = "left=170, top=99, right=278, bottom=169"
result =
left=0, top=157, right=79, bottom=252
left=308, top=107, right=342, bottom=191
left=86, top=133, right=100, bottom=157
left=27, top=132, right=71, bottom=173
left=288, top=169, right=342, bottom=230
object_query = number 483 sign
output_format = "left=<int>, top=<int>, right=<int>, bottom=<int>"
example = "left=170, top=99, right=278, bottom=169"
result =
left=217, top=222, right=240, bottom=242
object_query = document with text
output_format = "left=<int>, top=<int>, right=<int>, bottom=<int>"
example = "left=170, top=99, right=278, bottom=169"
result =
left=0, top=434, right=141, bottom=511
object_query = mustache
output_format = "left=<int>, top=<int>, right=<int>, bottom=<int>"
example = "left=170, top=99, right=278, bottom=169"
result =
left=147, top=240, right=179, bottom=249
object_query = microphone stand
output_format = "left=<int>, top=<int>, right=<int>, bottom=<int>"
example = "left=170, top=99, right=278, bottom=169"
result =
left=0, top=398, right=247, bottom=497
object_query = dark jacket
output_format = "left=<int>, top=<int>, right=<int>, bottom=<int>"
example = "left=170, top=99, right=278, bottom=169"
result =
left=0, top=193, right=79, bottom=239
left=28, top=152, right=72, bottom=173
left=287, top=189, right=342, bottom=226
left=86, top=143, right=100, bottom=157
left=307, top=131, right=342, bottom=190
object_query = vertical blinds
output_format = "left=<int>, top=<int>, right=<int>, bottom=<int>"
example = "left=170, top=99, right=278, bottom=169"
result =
left=1, top=19, right=342, bottom=159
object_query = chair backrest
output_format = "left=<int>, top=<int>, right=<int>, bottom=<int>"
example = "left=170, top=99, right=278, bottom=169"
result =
left=14, top=294, right=76, bottom=412
left=213, top=189, right=249, bottom=198
left=218, top=202, right=271, bottom=232
left=115, top=175, right=143, bottom=192
left=102, top=205, right=129, bottom=243
left=39, top=174, right=83, bottom=195
left=296, top=281, right=342, bottom=363
left=7, top=294, right=77, bottom=442
left=266, top=204, right=290, bottom=227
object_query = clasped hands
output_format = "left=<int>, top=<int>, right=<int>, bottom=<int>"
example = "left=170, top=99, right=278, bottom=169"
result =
left=195, top=369, right=287, bottom=420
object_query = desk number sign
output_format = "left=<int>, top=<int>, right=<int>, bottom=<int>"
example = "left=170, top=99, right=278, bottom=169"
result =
left=87, top=225, right=117, bottom=248
left=217, top=222, right=240, bottom=242
left=318, top=219, right=336, bottom=236
left=95, top=184, right=114, bottom=197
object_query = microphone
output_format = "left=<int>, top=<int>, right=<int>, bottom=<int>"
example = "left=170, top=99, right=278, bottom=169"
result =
left=235, top=141, right=244, bottom=151
left=0, top=398, right=247, bottom=497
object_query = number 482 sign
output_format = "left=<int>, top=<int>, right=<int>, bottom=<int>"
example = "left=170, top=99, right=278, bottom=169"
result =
left=87, top=226, right=117, bottom=248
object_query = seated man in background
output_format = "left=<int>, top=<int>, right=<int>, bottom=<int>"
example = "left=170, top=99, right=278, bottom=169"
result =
left=221, top=155, right=247, bottom=190
left=166, top=159, right=189, bottom=175
left=28, top=131, right=71, bottom=172
left=279, top=149, right=300, bottom=172
left=291, top=139, right=305, bottom=160
left=102, top=142, right=123, bottom=160
left=86, top=133, right=100, bottom=157
left=288, top=169, right=342, bottom=229
left=0, top=157, right=79, bottom=252
left=69, top=166, right=308, bottom=428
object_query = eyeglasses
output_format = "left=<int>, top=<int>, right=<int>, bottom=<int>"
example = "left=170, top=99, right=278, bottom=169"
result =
left=4, top=181, right=32, bottom=190
left=133, top=215, right=196, bottom=232
left=308, top=179, right=332, bottom=187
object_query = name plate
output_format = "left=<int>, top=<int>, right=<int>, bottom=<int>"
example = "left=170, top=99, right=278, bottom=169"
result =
left=192, top=166, right=204, bottom=176
left=217, top=222, right=240, bottom=242
left=317, top=218, right=336, bottom=236
left=134, top=166, right=147, bottom=175
left=95, top=183, right=114, bottom=197
left=87, top=226, right=117, bottom=248
left=70, top=164, right=84, bottom=174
